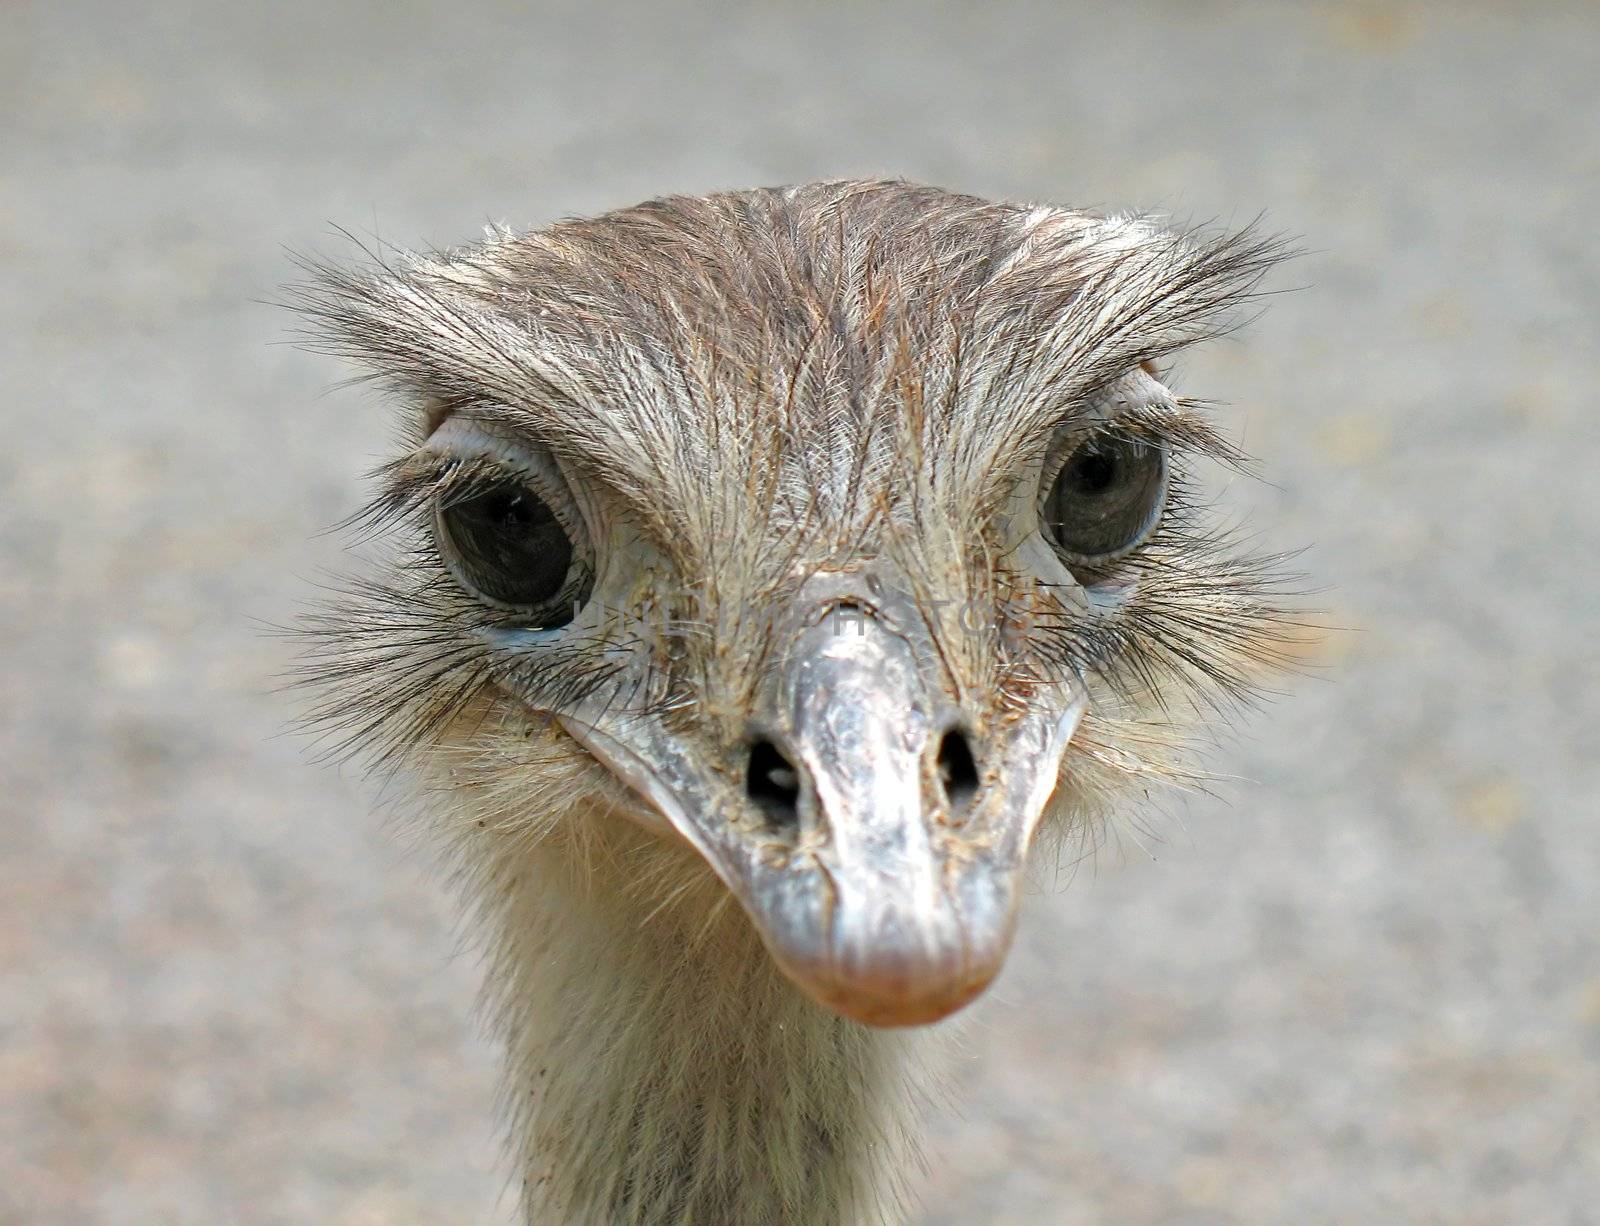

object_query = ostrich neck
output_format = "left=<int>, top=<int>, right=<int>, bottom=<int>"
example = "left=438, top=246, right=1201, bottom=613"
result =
left=482, top=819, right=925, bottom=1225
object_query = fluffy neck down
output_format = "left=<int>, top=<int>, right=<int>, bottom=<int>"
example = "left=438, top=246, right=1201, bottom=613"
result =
left=469, top=806, right=929, bottom=1225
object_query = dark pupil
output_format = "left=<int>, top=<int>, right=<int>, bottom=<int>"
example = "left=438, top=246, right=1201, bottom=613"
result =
left=488, top=491, right=533, bottom=528
left=443, top=482, right=575, bottom=619
left=1066, top=447, right=1119, bottom=496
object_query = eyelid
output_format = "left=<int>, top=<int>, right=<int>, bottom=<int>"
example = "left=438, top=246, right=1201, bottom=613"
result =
left=421, top=417, right=590, bottom=539
left=424, top=416, right=559, bottom=478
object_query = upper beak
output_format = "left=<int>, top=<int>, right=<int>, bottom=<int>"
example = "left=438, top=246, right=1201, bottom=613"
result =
left=559, top=583, right=1084, bottom=1027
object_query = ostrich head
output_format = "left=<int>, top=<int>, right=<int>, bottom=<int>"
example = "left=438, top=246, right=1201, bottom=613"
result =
left=295, top=180, right=1289, bottom=1032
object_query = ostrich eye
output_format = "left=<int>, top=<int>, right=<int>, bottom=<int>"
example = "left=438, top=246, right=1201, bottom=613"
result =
left=1041, top=435, right=1167, bottom=566
left=435, top=478, right=588, bottom=625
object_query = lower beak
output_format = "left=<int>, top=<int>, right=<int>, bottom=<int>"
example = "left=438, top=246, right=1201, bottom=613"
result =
left=560, top=602, right=1083, bottom=1027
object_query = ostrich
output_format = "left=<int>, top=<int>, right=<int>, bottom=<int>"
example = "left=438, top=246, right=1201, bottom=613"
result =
left=291, top=180, right=1292, bottom=1224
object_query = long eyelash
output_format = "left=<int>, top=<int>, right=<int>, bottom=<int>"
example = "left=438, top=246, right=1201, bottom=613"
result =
left=295, top=454, right=614, bottom=769
left=1019, top=424, right=1303, bottom=717
left=1122, top=397, right=1255, bottom=471
left=1088, top=542, right=1304, bottom=713
left=1022, top=523, right=1305, bottom=718
left=342, top=452, right=516, bottom=543
left=293, top=561, right=497, bottom=767
left=292, top=552, right=635, bottom=769
left=1034, top=395, right=1248, bottom=515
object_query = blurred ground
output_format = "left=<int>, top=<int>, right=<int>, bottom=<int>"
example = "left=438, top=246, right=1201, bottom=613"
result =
left=3, top=2, right=1597, bottom=1223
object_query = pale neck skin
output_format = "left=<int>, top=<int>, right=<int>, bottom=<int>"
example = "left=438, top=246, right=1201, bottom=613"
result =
left=466, top=804, right=931, bottom=1225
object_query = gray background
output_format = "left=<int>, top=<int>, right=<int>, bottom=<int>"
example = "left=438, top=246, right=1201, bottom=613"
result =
left=4, top=2, right=1596, bottom=1222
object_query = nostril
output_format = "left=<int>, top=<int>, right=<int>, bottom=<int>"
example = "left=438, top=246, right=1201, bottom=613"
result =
left=746, top=738, right=802, bottom=832
left=936, top=727, right=980, bottom=815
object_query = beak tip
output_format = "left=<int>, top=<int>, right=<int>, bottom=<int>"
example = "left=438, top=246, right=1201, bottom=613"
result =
left=809, top=968, right=999, bottom=1027
left=762, top=912, right=1016, bottom=1028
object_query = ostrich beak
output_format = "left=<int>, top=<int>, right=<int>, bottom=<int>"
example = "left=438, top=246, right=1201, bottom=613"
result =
left=559, top=590, right=1084, bottom=1028
left=750, top=608, right=1085, bottom=1026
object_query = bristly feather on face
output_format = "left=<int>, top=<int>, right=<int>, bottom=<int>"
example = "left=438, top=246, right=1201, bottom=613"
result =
left=287, top=178, right=1300, bottom=1002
